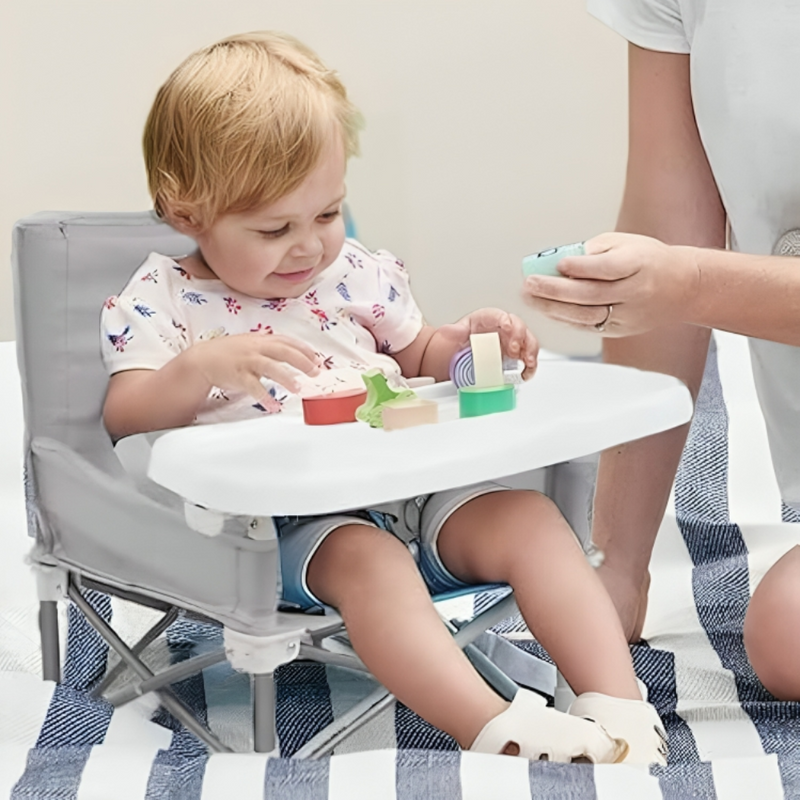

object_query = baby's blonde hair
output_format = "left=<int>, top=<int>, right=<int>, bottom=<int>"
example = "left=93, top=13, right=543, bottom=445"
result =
left=144, top=31, right=362, bottom=229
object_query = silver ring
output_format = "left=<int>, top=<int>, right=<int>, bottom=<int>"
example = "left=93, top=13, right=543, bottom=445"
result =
left=594, top=304, right=613, bottom=332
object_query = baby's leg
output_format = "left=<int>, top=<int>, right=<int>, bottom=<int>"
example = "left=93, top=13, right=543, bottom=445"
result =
left=437, top=490, right=641, bottom=700
left=306, top=523, right=506, bottom=748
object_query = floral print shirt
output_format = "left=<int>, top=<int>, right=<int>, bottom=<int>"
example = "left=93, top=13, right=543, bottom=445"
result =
left=101, top=240, right=424, bottom=423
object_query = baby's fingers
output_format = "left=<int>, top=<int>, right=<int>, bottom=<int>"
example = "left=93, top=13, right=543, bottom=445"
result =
left=258, top=335, right=322, bottom=376
left=496, top=313, right=528, bottom=359
left=258, top=356, right=306, bottom=394
left=519, top=329, right=539, bottom=380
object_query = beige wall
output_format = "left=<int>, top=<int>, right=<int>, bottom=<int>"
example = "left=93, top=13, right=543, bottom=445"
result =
left=0, top=0, right=627, bottom=352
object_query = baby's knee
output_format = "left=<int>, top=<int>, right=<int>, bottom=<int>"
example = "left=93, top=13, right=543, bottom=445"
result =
left=502, top=490, right=568, bottom=536
left=306, top=523, right=410, bottom=602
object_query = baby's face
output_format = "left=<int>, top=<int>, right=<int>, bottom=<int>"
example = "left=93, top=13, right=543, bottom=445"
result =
left=191, top=139, right=347, bottom=299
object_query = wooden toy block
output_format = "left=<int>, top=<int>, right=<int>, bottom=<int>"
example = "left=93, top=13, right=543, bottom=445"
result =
left=458, top=383, right=516, bottom=418
left=381, top=397, right=439, bottom=431
left=356, top=369, right=416, bottom=428
left=302, top=388, right=368, bottom=425
left=469, top=332, right=504, bottom=388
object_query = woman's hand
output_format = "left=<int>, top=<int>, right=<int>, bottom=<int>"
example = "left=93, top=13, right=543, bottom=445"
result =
left=522, top=232, right=701, bottom=337
left=437, top=308, right=539, bottom=379
left=187, top=332, right=323, bottom=400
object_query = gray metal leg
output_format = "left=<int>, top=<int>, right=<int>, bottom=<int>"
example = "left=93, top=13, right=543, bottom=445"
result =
left=253, top=673, right=276, bottom=753
left=39, top=600, right=61, bottom=682
left=67, top=580, right=231, bottom=754
left=93, top=606, right=179, bottom=698
left=107, top=649, right=227, bottom=707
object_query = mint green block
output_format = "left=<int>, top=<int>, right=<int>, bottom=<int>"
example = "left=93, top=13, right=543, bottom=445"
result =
left=459, top=384, right=516, bottom=418
left=522, top=242, right=585, bottom=277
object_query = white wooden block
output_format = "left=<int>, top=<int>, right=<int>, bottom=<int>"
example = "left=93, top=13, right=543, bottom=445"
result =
left=470, top=332, right=504, bottom=388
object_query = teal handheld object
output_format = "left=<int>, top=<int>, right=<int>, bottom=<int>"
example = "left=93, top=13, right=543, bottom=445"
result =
left=522, top=242, right=586, bottom=277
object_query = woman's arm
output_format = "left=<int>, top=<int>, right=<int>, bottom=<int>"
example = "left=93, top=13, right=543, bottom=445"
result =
left=582, top=45, right=726, bottom=641
left=524, top=46, right=800, bottom=345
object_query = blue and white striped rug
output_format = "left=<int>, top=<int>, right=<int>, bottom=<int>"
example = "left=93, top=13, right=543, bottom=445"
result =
left=2, top=343, right=800, bottom=799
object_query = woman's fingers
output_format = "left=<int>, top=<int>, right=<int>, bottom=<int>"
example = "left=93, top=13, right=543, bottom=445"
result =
left=526, top=295, right=619, bottom=331
left=524, top=273, right=625, bottom=308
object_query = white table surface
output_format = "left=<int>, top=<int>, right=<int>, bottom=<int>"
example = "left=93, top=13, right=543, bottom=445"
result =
left=147, top=360, right=693, bottom=517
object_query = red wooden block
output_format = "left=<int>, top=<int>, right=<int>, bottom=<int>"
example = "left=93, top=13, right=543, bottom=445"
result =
left=302, top=388, right=368, bottom=426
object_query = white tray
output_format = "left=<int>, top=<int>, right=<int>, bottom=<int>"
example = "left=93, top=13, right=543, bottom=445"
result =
left=148, top=361, right=693, bottom=516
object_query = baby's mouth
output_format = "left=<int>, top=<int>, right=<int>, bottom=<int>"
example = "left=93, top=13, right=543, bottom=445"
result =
left=274, top=268, right=315, bottom=284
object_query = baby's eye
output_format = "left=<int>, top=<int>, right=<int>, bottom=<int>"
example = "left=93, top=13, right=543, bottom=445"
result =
left=318, top=210, right=341, bottom=222
left=259, top=224, right=290, bottom=238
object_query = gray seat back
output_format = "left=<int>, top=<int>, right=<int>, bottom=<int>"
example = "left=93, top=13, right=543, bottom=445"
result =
left=11, top=212, right=280, bottom=632
left=12, top=211, right=194, bottom=468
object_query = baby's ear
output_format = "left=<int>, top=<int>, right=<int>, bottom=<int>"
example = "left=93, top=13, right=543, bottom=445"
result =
left=161, top=201, right=204, bottom=236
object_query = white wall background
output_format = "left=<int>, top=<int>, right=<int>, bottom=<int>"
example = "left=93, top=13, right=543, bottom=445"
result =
left=0, top=0, right=627, bottom=352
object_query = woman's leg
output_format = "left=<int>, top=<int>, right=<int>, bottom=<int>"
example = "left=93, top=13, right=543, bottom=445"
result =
left=306, top=523, right=506, bottom=748
left=437, top=490, right=641, bottom=700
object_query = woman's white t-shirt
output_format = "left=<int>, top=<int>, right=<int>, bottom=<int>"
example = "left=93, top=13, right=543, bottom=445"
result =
left=588, top=0, right=800, bottom=511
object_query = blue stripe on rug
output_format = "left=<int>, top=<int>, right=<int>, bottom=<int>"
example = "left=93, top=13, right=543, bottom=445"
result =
left=657, top=763, right=717, bottom=800
left=396, top=751, right=461, bottom=799
left=395, top=702, right=457, bottom=751
left=11, top=590, right=114, bottom=800
left=675, top=340, right=800, bottom=797
left=277, top=662, right=335, bottom=758
left=527, top=762, right=595, bottom=799
left=265, top=757, right=330, bottom=800
left=144, top=616, right=215, bottom=799
left=631, top=643, right=702, bottom=766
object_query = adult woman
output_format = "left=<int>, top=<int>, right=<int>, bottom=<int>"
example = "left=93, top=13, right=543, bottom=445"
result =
left=523, top=0, right=800, bottom=653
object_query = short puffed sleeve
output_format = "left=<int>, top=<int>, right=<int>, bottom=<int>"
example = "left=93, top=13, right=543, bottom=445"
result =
left=101, top=255, right=191, bottom=375
left=340, top=242, right=425, bottom=356
left=587, top=0, right=690, bottom=54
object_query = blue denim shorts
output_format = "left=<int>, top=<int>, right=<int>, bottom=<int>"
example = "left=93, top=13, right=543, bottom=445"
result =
left=274, top=482, right=507, bottom=611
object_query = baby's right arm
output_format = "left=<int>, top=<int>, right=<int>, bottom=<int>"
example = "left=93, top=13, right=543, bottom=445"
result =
left=103, top=333, right=321, bottom=439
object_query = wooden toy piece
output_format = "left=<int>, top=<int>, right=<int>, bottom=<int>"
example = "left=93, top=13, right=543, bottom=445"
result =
left=381, top=397, right=439, bottom=431
left=302, top=388, right=368, bottom=425
left=522, top=242, right=586, bottom=278
left=458, top=383, right=516, bottom=418
left=449, top=347, right=475, bottom=389
left=469, top=332, right=504, bottom=388
left=356, top=369, right=416, bottom=428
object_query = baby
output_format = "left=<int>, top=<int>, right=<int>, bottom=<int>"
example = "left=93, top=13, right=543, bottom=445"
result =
left=101, top=31, right=665, bottom=764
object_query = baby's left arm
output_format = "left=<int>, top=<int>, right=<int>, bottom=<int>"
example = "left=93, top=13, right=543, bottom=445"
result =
left=393, top=308, right=539, bottom=382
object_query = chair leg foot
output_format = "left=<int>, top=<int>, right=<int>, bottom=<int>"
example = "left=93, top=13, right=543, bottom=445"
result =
left=39, top=600, right=61, bottom=682
left=253, top=673, right=276, bottom=753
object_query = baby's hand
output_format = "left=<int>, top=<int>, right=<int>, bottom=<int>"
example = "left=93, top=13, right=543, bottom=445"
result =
left=186, top=332, right=322, bottom=401
left=438, top=308, right=539, bottom=379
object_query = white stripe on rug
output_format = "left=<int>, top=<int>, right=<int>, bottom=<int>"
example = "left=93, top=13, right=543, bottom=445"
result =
left=75, top=745, right=167, bottom=800
left=644, top=515, right=764, bottom=759
left=460, top=751, right=531, bottom=800
left=201, top=753, right=271, bottom=800
left=76, top=697, right=172, bottom=800
left=715, top=332, right=781, bottom=526
left=711, top=754, right=785, bottom=800
left=328, top=749, right=397, bottom=800
left=739, top=523, right=800, bottom=596
left=594, top=764, right=661, bottom=799
left=0, top=673, right=55, bottom=797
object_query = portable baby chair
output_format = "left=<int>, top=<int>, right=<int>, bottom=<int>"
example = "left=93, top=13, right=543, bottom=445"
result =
left=13, top=211, right=588, bottom=755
